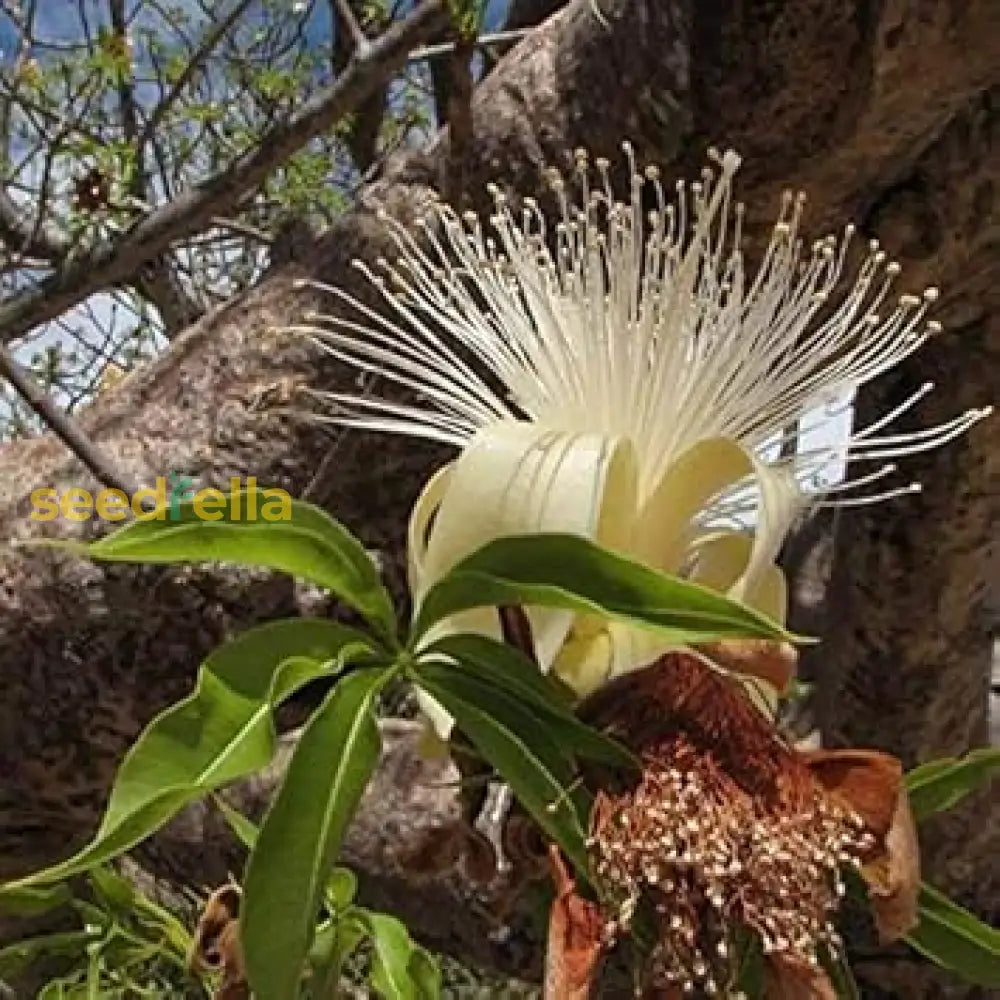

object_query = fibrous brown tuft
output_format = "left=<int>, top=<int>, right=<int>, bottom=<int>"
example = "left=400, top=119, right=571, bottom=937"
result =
left=583, top=654, right=874, bottom=995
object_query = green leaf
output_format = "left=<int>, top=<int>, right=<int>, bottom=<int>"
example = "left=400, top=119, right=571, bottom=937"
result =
left=327, top=867, right=358, bottom=911
left=905, top=883, right=1000, bottom=987
left=353, top=910, right=440, bottom=1000
left=0, top=883, right=72, bottom=917
left=84, top=865, right=191, bottom=960
left=362, top=911, right=421, bottom=1000
left=406, top=946, right=442, bottom=999
left=308, top=910, right=368, bottom=990
left=212, top=797, right=358, bottom=910
left=242, top=666, right=391, bottom=1000
left=819, top=945, right=861, bottom=1000
left=416, top=665, right=591, bottom=878
left=905, top=749, right=1000, bottom=822
left=420, top=634, right=638, bottom=771
left=213, top=795, right=260, bottom=851
left=2, top=619, right=367, bottom=892
left=411, top=533, right=797, bottom=648
left=0, top=931, right=99, bottom=979
left=35, top=490, right=396, bottom=642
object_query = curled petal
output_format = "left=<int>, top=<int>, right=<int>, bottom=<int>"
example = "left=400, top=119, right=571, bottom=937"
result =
left=632, top=437, right=754, bottom=573
left=408, top=462, right=454, bottom=594
left=802, top=748, right=902, bottom=838
left=408, top=422, right=638, bottom=725
left=412, top=422, right=638, bottom=666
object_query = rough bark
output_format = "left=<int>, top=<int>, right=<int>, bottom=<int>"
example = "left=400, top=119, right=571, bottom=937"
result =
left=1, top=0, right=999, bottom=996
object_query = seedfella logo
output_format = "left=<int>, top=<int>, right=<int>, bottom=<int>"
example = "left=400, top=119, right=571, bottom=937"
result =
left=30, top=475, right=292, bottom=522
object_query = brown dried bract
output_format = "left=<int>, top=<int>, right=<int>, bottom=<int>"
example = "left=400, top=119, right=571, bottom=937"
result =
left=544, top=846, right=606, bottom=1000
left=764, top=952, right=838, bottom=999
left=190, top=883, right=248, bottom=1000
left=803, top=748, right=920, bottom=942
left=697, top=638, right=798, bottom=694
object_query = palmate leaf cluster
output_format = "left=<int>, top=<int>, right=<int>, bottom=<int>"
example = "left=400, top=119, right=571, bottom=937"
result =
left=1, top=492, right=998, bottom=998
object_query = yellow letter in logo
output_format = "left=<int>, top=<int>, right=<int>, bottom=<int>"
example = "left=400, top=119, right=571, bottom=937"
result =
left=193, top=488, right=226, bottom=521
left=61, top=487, right=93, bottom=522
left=260, top=489, right=292, bottom=522
left=29, top=488, right=59, bottom=521
left=96, top=489, right=129, bottom=521
left=133, top=478, right=167, bottom=520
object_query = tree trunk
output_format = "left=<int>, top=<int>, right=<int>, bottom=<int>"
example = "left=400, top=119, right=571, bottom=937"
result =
left=1, top=1, right=998, bottom=995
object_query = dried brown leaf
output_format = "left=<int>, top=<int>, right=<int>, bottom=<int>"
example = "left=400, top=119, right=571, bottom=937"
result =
left=802, top=747, right=920, bottom=942
left=764, top=952, right=838, bottom=999
left=698, top=639, right=798, bottom=693
left=190, top=883, right=248, bottom=1000
left=544, top=847, right=606, bottom=1000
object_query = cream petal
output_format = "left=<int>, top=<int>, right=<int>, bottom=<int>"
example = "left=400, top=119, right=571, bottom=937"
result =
left=688, top=530, right=753, bottom=595
left=632, top=438, right=753, bottom=574
left=747, top=563, right=789, bottom=625
left=551, top=620, right=615, bottom=697
left=731, top=458, right=806, bottom=605
left=409, top=422, right=639, bottom=731
left=407, top=462, right=454, bottom=595
left=555, top=441, right=798, bottom=699
left=689, top=531, right=790, bottom=624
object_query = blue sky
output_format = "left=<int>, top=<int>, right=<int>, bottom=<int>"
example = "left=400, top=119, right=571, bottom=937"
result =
left=1, top=0, right=512, bottom=57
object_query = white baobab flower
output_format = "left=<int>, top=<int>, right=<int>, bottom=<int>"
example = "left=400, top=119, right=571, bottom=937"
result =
left=290, top=144, right=990, bottom=709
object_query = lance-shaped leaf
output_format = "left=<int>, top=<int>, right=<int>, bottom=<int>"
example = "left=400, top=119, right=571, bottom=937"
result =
left=0, top=931, right=101, bottom=980
left=0, top=884, right=72, bottom=918
left=2, top=618, right=369, bottom=891
left=242, top=665, right=391, bottom=1000
left=416, top=665, right=591, bottom=878
left=905, top=749, right=1000, bottom=822
left=421, top=634, right=638, bottom=770
left=905, top=883, right=1000, bottom=987
left=410, top=533, right=800, bottom=649
left=213, top=798, right=358, bottom=913
left=358, top=910, right=441, bottom=1000
left=31, top=490, right=396, bottom=642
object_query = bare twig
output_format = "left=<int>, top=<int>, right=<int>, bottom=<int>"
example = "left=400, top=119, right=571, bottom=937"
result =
left=332, top=0, right=372, bottom=56
left=329, top=0, right=385, bottom=171
left=410, top=28, right=531, bottom=61
left=0, top=342, right=140, bottom=495
left=136, top=0, right=255, bottom=150
left=108, top=0, right=139, bottom=146
left=0, top=188, right=68, bottom=261
left=0, top=0, right=447, bottom=346
left=441, top=35, right=475, bottom=202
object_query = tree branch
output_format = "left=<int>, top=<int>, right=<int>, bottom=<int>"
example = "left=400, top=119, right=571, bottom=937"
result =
left=0, top=343, right=141, bottom=496
left=0, top=0, right=448, bottom=345
left=0, top=187, right=68, bottom=262
left=329, top=0, right=385, bottom=173
left=332, top=0, right=372, bottom=57
left=108, top=0, right=139, bottom=148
